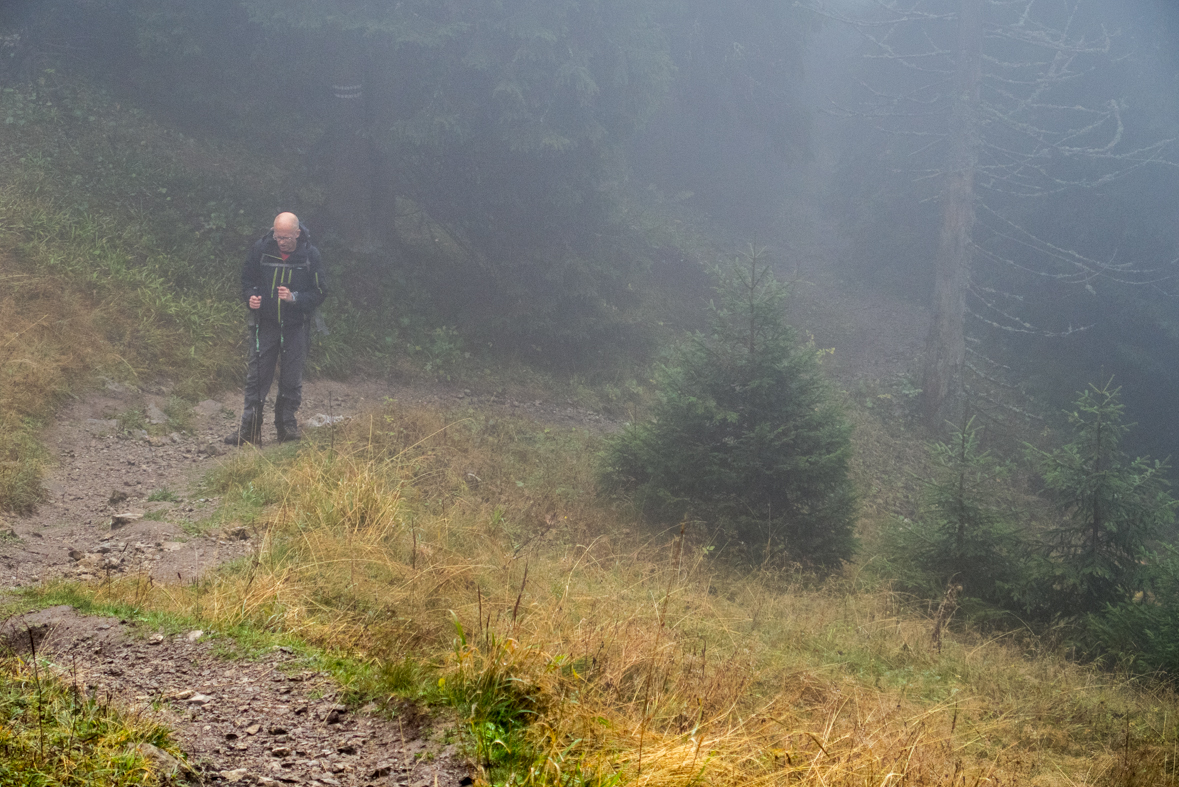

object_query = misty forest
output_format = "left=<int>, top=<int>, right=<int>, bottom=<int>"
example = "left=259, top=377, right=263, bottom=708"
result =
left=3, top=1, right=1179, bottom=785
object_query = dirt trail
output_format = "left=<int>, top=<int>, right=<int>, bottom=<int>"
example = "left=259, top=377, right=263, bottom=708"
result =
left=2, top=379, right=380, bottom=588
left=0, top=375, right=618, bottom=785
left=1, top=605, right=471, bottom=787
left=0, top=377, right=612, bottom=590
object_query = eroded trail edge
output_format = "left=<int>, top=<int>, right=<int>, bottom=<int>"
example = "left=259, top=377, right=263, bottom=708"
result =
left=1, top=605, right=470, bottom=787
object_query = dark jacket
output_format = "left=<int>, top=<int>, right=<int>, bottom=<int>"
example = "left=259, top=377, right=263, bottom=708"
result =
left=240, top=222, right=327, bottom=328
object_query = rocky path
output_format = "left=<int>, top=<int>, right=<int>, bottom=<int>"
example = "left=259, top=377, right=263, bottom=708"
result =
left=0, top=375, right=617, bottom=785
left=1, top=379, right=382, bottom=589
left=0, top=377, right=614, bottom=590
left=1, top=605, right=471, bottom=787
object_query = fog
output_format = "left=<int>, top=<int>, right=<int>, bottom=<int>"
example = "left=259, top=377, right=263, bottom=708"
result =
left=2, top=0, right=1178, bottom=458
left=801, top=0, right=1179, bottom=457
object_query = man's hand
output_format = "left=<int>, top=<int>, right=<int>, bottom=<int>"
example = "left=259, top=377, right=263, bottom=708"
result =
left=249, top=295, right=262, bottom=309
left=277, top=286, right=295, bottom=303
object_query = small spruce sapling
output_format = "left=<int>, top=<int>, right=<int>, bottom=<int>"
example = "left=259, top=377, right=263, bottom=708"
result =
left=1089, top=544, right=1179, bottom=677
left=884, top=417, right=1024, bottom=605
left=1026, top=381, right=1176, bottom=617
left=601, top=246, right=856, bottom=566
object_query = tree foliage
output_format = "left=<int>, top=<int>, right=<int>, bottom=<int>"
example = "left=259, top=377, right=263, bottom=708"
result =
left=884, top=418, right=1024, bottom=606
left=2, top=1, right=821, bottom=357
left=1090, top=545, right=1179, bottom=678
left=601, top=247, right=856, bottom=566
left=1026, top=382, right=1176, bottom=617
left=632, top=0, right=814, bottom=232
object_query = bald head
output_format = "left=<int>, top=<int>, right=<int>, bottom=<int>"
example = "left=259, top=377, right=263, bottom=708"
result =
left=274, top=212, right=299, bottom=234
left=272, top=213, right=300, bottom=253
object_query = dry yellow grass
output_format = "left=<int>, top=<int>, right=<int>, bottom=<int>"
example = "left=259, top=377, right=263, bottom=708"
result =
left=85, top=401, right=1179, bottom=786
left=0, top=258, right=124, bottom=510
left=0, top=189, right=243, bottom=509
left=0, top=263, right=125, bottom=405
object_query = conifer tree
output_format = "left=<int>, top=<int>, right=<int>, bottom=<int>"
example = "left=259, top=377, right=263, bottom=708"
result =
left=885, top=418, right=1024, bottom=605
left=1027, top=382, right=1176, bottom=617
left=1089, top=545, right=1179, bottom=677
left=602, top=247, right=856, bottom=566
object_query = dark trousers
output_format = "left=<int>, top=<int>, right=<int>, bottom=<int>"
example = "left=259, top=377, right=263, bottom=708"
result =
left=242, top=320, right=309, bottom=423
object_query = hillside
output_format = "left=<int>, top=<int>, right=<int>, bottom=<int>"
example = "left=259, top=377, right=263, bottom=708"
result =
left=1, top=67, right=1178, bottom=787
left=4, top=383, right=1176, bottom=786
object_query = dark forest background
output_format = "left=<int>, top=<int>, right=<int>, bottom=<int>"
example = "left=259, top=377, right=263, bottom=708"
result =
left=2, top=0, right=1178, bottom=462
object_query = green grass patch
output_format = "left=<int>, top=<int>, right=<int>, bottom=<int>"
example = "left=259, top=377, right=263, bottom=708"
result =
left=161, top=397, right=193, bottom=434
left=195, top=451, right=287, bottom=529
left=0, top=650, right=182, bottom=786
left=114, top=408, right=147, bottom=436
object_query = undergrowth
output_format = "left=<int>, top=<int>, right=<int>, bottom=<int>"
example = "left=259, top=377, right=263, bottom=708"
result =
left=56, top=400, right=1179, bottom=787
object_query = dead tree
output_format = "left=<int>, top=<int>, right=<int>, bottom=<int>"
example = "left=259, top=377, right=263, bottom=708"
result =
left=816, top=0, right=1176, bottom=428
left=924, top=0, right=981, bottom=428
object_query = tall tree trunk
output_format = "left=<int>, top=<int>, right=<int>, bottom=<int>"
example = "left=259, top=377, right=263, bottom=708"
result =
left=921, top=0, right=982, bottom=428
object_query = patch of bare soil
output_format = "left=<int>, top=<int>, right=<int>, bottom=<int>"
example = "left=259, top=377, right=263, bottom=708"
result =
left=1, top=605, right=472, bottom=787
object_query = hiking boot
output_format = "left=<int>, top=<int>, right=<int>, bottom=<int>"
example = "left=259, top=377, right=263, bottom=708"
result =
left=276, top=425, right=301, bottom=443
left=225, top=403, right=263, bottom=446
left=223, top=427, right=260, bottom=446
left=275, top=397, right=301, bottom=443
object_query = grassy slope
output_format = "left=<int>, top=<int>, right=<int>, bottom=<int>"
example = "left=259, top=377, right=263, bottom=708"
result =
left=0, top=74, right=277, bottom=510
left=43, top=402, right=1179, bottom=787
left=2, top=73, right=1179, bottom=787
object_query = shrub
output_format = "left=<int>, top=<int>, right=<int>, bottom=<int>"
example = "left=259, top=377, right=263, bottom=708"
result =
left=1089, top=545, right=1179, bottom=677
left=1024, top=381, right=1176, bottom=618
left=883, top=417, right=1026, bottom=605
left=601, top=247, right=856, bottom=566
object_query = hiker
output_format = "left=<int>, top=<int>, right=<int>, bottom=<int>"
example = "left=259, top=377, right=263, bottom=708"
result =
left=225, top=212, right=327, bottom=445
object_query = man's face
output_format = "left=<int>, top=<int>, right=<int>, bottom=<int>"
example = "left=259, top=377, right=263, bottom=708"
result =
left=273, top=223, right=299, bottom=254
